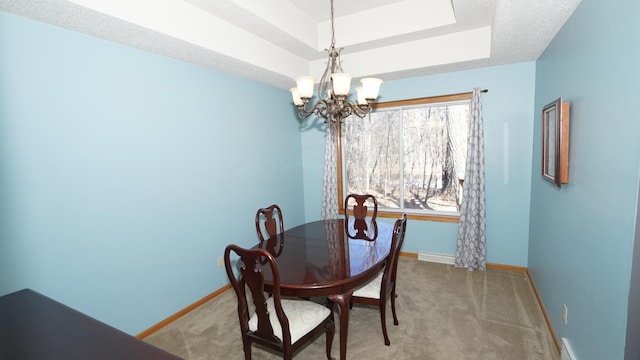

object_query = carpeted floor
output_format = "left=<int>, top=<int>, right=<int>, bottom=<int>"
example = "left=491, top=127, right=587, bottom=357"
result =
left=144, top=257, right=559, bottom=359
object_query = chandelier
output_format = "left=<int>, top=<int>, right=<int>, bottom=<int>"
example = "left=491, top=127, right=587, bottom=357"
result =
left=289, top=0, right=383, bottom=124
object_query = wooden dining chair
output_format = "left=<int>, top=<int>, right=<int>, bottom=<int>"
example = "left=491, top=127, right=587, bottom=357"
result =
left=350, top=213, right=407, bottom=346
left=255, top=204, right=284, bottom=257
left=344, top=193, right=378, bottom=240
left=224, top=244, right=335, bottom=360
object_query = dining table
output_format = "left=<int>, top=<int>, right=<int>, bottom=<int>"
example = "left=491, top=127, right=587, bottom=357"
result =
left=255, top=217, right=394, bottom=360
left=0, top=289, right=181, bottom=360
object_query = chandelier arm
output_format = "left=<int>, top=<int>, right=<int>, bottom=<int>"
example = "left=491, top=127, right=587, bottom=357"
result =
left=296, top=99, right=329, bottom=119
left=338, top=106, right=352, bottom=120
left=333, top=47, right=344, bottom=73
left=318, top=50, right=332, bottom=101
left=344, top=100, right=373, bottom=118
left=296, top=98, right=373, bottom=122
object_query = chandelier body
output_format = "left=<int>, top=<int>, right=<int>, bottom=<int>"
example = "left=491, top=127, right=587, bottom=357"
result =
left=290, top=0, right=382, bottom=124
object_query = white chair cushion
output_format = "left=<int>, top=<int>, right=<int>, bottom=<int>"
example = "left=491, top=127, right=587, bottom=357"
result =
left=248, top=297, right=331, bottom=344
left=352, top=271, right=383, bottom=299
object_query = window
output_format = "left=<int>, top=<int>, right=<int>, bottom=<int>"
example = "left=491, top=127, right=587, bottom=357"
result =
left=338, top=93, right=472, bottom=222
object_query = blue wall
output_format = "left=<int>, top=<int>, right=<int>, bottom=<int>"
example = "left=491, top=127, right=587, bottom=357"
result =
left=0, top=12, right=305, bottom=334
left=302, top=62, right=537, bottom=266
left=3, top=2, right=639, bottom=356
left=529, top=0, right=640, bottom=359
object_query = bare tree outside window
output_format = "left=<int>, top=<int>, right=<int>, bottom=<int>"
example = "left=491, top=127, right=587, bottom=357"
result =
left=339, top=95, right=471, bottom=219
left=343, top=109, right=401, bottom=209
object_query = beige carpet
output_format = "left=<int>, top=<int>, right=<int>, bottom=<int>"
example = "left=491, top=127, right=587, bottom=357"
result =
left=145, top=257, right=559, bottom=359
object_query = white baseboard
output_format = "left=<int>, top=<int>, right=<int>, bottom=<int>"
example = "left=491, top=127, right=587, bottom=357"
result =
left=561, top=338, right=577, bottom=360
left=417, top=251, right=455, bottom=265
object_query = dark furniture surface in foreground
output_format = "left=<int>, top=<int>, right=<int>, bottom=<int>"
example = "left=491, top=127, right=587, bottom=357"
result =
left=0, top=288, right=181, bottom=360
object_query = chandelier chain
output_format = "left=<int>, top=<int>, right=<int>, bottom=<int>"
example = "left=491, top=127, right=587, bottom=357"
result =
left=330, top=0, right=336, bottom=49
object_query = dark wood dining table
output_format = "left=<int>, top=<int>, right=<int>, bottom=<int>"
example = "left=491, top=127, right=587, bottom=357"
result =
left=255, top=218, right=393, bottom=360
left=0, top=289, right=182, bottom=360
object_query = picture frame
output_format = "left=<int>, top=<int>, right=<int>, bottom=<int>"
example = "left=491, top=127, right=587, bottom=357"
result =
left=542, top=97, right=570, bottom=188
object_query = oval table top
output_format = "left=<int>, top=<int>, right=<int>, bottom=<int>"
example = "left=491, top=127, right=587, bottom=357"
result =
left=256, top=218, right=393, bottom=297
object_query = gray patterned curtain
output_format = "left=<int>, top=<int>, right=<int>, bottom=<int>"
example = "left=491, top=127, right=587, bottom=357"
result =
left=455, top=88, right=486, bottom=270
left=321, top=122, right=339, bottom=220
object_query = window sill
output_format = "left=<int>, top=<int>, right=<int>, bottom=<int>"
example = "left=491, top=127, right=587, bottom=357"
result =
left=353, top=210, right=460, bottom=223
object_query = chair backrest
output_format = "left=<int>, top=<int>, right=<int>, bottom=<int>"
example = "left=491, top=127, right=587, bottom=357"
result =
left=344, top=194, right=378, bottom=221
left=381, top=214, right=408, bottom=290
left=255, top=204, right=285, bottom=256
left=224, top=244, right=292, bottom=346
left=344, top=194, right=378, bottom=240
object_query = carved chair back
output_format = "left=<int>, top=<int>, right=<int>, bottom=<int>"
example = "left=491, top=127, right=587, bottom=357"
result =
left=344, top=194, right=378, bottom=240
left=255, top=204, right=285, bottom=257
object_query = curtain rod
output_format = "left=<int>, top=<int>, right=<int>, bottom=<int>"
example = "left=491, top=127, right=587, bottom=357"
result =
left=448, top=88, right=488, bottom=97
left=372, top=89, right=488, bottom=108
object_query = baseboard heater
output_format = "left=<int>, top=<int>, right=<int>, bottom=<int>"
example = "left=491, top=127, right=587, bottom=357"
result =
left=561, top=338, right=577, bottom=360
left=417, top=251, right=455, bottom=265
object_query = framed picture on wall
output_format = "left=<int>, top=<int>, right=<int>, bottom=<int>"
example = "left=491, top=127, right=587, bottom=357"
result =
left=542, top=97, right=570, bottom=188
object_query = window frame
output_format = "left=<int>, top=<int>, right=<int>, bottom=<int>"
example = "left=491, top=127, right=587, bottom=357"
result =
left=337, top=92, right=473, bottom=223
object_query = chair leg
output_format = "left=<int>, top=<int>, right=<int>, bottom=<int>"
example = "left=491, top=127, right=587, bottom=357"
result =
left=242, top=339, right=252, bottom=360
left=283, top=348, right=293, bottom=360
left=391, top=287, right=399, bottom=326
left=379, top=299, right=391, bottom=346
left=325, top=315, right=335, bottom=360
left=283, top=339, right=295, bottom=360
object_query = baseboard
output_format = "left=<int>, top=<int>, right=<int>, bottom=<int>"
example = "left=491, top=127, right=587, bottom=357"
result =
left=527, top=269, right=561, bottom=356
left=561, top=338, right=577, bottom=360
left=417, top=251, right=455, bottom=265
left=414, top=251, right=527, bottom=272
left=136, top=284, right=231, bottom=339
left=399, top=251, right=418, bottom=258
left=486, top=263, right=527, bottom=272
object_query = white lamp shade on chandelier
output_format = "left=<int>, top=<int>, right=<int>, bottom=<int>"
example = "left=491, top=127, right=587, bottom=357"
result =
left=294, top=76, right=315, bottom=99
left=290, top=76, right=382, bottom=103
left=360, top=78, right=383, bottom=100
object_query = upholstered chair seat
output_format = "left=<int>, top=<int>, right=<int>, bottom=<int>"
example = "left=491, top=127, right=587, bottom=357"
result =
left=248, top=297, right=332, bottom=344
left=352, top=272, right=384, bottom=299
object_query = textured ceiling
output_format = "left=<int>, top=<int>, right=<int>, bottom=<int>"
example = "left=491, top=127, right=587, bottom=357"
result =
left=0, top=0, right=582, bottom=90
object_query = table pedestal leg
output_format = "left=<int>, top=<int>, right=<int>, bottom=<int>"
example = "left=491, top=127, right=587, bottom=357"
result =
left=328, top=292, right=352, bottom=360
